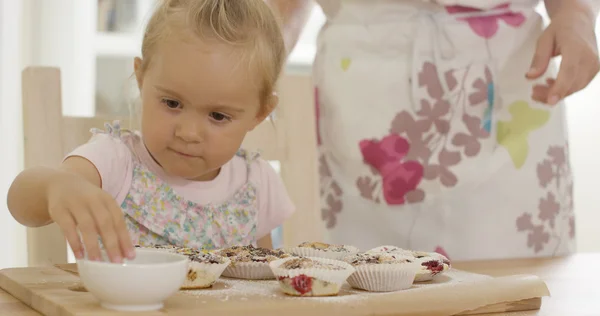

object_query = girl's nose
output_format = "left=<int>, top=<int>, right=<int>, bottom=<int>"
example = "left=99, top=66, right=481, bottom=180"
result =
left=175, top=117, right=203, bottom=143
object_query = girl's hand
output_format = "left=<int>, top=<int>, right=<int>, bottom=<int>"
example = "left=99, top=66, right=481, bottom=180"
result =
left=526, top=0, right=599, bottom=105
left=47, top=172, right=134, bottom=263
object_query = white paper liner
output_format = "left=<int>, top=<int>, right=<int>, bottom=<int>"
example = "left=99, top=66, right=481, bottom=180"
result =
left=414, top=271, right=434, bottom=282
left=347, top=262, right=421, bottom=292
left=222, top=261, right=275, bottom=280
left=270, top=257, right=356, bottom=285
left=286, top=246, right=360, bottom=260
left=181, top=258, right=231, bottom=289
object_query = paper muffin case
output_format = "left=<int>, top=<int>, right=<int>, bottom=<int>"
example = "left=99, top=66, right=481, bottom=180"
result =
left=269, top=257, right=356, bottom=296
left=286, top=246, right=360, bottom=260
left=414, top=271, right=435, bottom=282
left=222, top=261, right=275, bottom=280
left=181, top=259, right=231, bottom=289
left=347, top=261, right=421, bottom=292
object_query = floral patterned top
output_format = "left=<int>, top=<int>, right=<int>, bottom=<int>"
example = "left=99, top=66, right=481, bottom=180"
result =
left=67, top=121, right=295, bottom=251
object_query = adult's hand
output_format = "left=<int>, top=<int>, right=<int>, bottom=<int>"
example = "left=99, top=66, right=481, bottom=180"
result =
left=526, top=0, right=599, bottom=105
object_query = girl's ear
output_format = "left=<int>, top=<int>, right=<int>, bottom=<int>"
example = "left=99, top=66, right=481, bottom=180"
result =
left=251, top=93, right=278, bottom=130
left=133, top=57, right=144, bottom=90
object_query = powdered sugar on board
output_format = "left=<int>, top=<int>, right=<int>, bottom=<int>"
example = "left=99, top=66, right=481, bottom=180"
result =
left=180, top=269, right=491, bottom=306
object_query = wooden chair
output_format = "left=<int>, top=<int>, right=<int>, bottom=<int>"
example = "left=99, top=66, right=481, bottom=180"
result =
left=21, top=66, right=322, bottom=266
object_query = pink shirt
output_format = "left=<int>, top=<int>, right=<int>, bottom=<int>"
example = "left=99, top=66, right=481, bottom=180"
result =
left=66, top=132, right=295, bottom=239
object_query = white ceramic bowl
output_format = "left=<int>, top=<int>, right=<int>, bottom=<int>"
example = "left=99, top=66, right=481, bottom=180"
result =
left=77, top=248, right=189, bottom=311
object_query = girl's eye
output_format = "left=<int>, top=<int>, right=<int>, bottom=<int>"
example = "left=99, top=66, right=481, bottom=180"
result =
left=209, top=112, right=231, bottom=122
left=162, top=99, right=181, bottom=109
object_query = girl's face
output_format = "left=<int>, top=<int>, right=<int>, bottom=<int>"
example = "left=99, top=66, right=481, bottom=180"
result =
left=134, top=34, right=273, bottom=181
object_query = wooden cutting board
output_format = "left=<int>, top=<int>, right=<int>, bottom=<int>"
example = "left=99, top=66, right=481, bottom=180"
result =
left=0, top=265, right=546, bottom=316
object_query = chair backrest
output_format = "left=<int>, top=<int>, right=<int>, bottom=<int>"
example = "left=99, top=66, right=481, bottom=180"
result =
left=21, top=66, right=322, bottom=266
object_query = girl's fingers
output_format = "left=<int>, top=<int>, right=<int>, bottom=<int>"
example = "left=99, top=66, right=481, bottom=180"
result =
left=105, top=198, right=135, bottom=260
left=53, top=209, right=84, bottom=259
left=91, top=203, right=123, bottom=263
left=73, top=210, right=103, bottom=261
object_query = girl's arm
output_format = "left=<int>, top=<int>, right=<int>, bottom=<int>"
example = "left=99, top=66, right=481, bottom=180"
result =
left=265, top=0, right=315, bottom=54
left=7, top=157, right=101, bottom=227
left=7, top=156, right=134, bottom=263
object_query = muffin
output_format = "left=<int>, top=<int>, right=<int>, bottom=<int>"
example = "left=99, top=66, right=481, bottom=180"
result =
left=287, top=242, right=360, bottom=260
left=216, top=245, right=291, bottom=280
left=366, top=246, right=451, bottom=282
left=134, top=244, right=179, bottom=252
left=269, top=257, right=355, bottom=297
left=410, top=251, right=451, bottom=282
left=343, top=252, right=420, bottom=292
left=174, top=247, right=200, bottom=257
left=366, top=245, right=412, bottom=256
left=181, top=252, right=230, bottom=289
left=135, top=244, right=229, bottom=288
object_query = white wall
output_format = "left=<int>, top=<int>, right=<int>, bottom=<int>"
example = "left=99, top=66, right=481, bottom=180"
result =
left=0, top=0, right=27, bottom=269
left=0, top=0, right=98, bottom=269
left=33, top=0, right=97, bottom=117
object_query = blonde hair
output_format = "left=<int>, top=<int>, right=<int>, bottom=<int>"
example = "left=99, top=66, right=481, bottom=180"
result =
left=140, top=0, right=286, bottom=107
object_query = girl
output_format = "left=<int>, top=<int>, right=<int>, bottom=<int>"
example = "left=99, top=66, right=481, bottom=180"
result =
left=7, top=0, right=293, bottom=264
left=267, top=0, right=599, bottom=260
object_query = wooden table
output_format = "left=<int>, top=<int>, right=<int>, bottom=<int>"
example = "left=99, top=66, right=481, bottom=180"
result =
left=1, top=253, right=597, bottom=315
left=452, top=253, right=597, bottom=315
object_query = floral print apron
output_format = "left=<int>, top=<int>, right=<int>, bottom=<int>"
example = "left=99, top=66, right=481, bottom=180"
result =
left=314, top=0, right=574, bottom=260
left=93, top=122, right=260, bottom=251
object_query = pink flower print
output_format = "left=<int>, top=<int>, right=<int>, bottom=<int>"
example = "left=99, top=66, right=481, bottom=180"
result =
left=419, top=62, right=444, bottom=100
left=356, top=176, right=381, bottom=203
left=528, top=225, right=550, bottom=253
left=382, top=162, right=424, bottom=204
left=547, top=146, right=566, bottom=166
left=517, top=214, right=550, bottom=253
left=315, top=87, right=322, bottom=146
left=417, top=99, right=450, bottom=134
left=452, top=114, right=489, bottom=157
left=445, top=70, right=458, bottom=91
left=538, top=192, right=560, bottom=228
left=323, top=192, right=342, bottom=229
left=359, top=135, right=424, bottom=205
left=389, top=111, right=429, bottom=143
left=389, top=111, right=431, bottom=161
left=537, top=159, right=554, bottom=188
left=445, top=4, right=526, bottom=39
left=469, top=67, right=493, bottom=106
left=360, top=134, right=410, bottom=171
left=516, top=213, right=534, bottom=232
left=517, top=143, right=574, bottom=254
left=434, top=246, right=450, bottom=261
left=569, top=217, right=576, bottom=239
left=423, top=149, right=461, bottom=187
